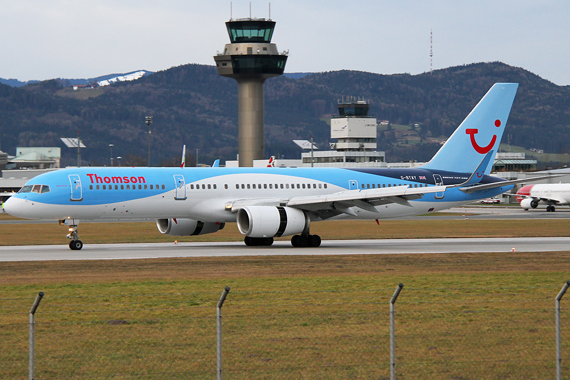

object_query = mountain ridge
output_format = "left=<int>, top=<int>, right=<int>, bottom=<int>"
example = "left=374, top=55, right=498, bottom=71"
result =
left=0, top=61, right=568, bottom=167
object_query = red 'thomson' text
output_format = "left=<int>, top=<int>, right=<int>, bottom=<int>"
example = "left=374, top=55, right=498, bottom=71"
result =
left=87, top=174, right=146, bottom=184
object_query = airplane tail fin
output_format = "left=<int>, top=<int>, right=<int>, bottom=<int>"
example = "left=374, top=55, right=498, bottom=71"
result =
left=421, top=83, right=518, bottom=174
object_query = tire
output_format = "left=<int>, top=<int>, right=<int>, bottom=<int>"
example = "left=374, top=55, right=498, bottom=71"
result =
left=69, top=240, right=83, bottom=250
left=309, top=235, right=321, bottom=247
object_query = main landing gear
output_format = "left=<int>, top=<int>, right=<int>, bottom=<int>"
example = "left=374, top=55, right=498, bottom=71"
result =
left=60, top=220, right=83, bottom=250
left=243, top=234, right=322, bottom=247
left=547, top=205, right=556, bottom=212
left=244, top=236, right=274, bottom=246
left=291, top=234, right=321, bottom=248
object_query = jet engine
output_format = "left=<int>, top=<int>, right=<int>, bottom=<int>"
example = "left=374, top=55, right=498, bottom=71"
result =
left=156, top=218, right=225, bottom=236
left=237, top=206, right=308, bottom=238
left=520, top=198, right=538, bottom=210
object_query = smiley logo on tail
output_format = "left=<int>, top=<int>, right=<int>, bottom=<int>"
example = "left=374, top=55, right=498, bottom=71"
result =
left=466, top=119, right=501, bottom=154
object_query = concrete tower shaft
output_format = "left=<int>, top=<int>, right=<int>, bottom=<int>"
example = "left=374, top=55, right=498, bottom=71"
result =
left=214, top=18, right=287, bottom=167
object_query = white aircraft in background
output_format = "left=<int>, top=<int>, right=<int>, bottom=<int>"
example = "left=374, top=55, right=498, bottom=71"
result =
left=516, top=183, right=570, bottom=212
left=7, top=83, right=542, bottom=250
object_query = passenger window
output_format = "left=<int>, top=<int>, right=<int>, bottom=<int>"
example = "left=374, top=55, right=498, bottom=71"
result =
left=103, top=185, right=106, bottom=190
left=144, top=185, right=147, bottom=190
left=253, top=184, right=256, bottom=189
left=264, top=184, right=267, bottom=189
left=208, top=184, right=211, bottom=189
left=247, top=184, right=250, bottom=189
left=241, top=184, right=245, bottom=189
left=324, top=184, right=327, bottom=189
left=89, top=185, right=93, bottom=190
left=296, top=184, right=300, bottom=189
left=96, top=185, right=100, bottom=190
left=121, top=185, right=124, bottom=190
left=162, top=185, right=165, bottom=189
left=269, top=184, right=273, bottom=189
left=150, top=185, right=154, bottom=190
left=214, top=184, right=217, bottom=189
left=190, top=184, right=194, bottom=189
left=319, top=184, right=322, bottom=189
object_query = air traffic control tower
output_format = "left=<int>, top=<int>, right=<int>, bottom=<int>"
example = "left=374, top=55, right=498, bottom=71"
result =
left=214, top=18, right=288, bottom=167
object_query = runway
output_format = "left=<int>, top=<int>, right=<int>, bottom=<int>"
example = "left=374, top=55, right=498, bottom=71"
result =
left=1, top=237, right=569, bottom=262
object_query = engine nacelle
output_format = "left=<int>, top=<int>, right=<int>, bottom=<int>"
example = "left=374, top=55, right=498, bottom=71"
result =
left=237, top=206, right=308, bottom=238
left=156, top=218, right=225, bottom=236
left=520, top=198, right=538, bottom=210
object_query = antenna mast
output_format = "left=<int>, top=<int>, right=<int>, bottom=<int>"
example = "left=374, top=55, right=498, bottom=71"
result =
left=430, top=29, right=433, bottom=74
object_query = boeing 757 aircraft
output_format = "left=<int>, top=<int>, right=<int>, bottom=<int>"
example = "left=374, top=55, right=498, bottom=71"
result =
left=6, top=83, right=530, bottom=250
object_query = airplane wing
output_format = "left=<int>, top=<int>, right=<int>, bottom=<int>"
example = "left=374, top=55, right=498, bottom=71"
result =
left=228, top=185, right=446, bottom=217
left=459, top=175, right=562, bottom=194
left=286, top=185, right=446, bottom=215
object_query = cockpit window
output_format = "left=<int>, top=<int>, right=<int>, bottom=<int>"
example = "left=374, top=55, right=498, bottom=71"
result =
left=19, top=185, right=33, bottom=193
left=18, top=185, right=50, bottom=194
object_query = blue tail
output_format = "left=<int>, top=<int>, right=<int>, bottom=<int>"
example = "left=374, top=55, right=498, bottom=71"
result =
left=421, top=83, right=518, bottom=174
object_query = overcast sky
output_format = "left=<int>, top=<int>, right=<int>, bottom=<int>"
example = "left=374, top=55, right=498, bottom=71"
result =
left=1, top=0, right=569, bottom=85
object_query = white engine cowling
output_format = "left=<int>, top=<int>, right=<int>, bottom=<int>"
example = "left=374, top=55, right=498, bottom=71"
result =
left=156, top=218, right=225, bottom=236
left=237, top=206, right=308, bottom=238
left=520, top=198, right=538, bottom=210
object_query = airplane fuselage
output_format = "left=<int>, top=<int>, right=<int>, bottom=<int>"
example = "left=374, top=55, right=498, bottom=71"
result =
left=6, top=166, right=511, bottom=222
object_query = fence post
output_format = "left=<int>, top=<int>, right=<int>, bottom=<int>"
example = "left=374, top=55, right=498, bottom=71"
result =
left=390, top=283, right=404, bottom=380
left=217, top=286, right=230, bottom=380
left=556, top=281, right=570, bottom=380
left=29, top=292, right=44, bottom=380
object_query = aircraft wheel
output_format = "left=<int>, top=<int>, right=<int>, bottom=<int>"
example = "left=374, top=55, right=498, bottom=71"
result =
left=244, top=236, right=256, bottom=246
left=551, top=206, right=556, bottom=212
left=69, top=240, right=83, bottom=250
left=309, top=234, right=321, bottom=247
left=291, top=235, right=300, bottom=247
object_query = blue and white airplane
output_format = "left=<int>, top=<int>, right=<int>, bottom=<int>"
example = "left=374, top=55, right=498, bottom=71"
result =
left=5, top=83, right=527, bottom=250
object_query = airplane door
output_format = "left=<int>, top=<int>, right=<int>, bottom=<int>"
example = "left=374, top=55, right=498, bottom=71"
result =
left=68, top=174, right=83, bottom=201
left=433, top=174, right=444, bottom=199
left=349, top=180, right=359, bottom=190
left=174, top=174, right=187, bottom=200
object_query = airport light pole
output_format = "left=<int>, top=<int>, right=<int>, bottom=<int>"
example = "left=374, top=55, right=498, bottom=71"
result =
left=145, top=116, right=153, bottom=167
left=109, top=144, right=114, bottom=167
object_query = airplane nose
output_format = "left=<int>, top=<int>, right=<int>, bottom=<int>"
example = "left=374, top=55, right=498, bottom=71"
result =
left=3, top=196, right=23, bottom=217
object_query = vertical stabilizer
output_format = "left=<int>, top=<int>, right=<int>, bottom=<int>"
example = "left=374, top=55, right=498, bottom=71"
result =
left=421, top=83, right=518, bottom=174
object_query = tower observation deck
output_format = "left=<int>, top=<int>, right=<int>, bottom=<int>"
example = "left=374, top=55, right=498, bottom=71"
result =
left=214, top=18, right=288, bottom=167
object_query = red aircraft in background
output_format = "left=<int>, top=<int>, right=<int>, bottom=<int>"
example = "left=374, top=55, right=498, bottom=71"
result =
left=516, top=184, right=570, bottom=212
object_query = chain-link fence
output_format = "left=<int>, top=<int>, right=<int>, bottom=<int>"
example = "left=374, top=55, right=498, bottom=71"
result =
left=1, top=284, right=569, bottom=379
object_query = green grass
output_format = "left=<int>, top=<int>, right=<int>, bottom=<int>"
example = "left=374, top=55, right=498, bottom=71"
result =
left=1, top=252, right=570, bottom=379
left=2, top=218, right=570, bottom=246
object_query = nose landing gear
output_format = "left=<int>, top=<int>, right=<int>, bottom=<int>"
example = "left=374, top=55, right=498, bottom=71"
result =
left=59, top=219, right=83, bottom=250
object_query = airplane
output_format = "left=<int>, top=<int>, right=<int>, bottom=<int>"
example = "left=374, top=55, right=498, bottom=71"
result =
left=515, top=183, right=570, bottom=212
left=6, top=83, right=537, bottom=250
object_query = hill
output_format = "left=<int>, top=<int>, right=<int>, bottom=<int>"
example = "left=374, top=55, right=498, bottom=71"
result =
left=0, top=62, right=569, bottom=167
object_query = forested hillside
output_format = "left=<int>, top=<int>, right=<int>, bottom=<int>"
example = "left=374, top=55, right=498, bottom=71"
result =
left=0, top=62, right=568, bottom=166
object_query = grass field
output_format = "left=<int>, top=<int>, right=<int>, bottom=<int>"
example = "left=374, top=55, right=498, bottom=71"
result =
left=2, top=217, right=570, bottom=378
left=2, top=215, right=570, bottom=246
